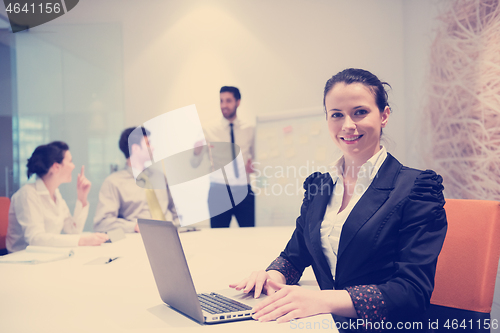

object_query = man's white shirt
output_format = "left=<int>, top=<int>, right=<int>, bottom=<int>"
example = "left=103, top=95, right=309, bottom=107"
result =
left=191, top=117, right=255, bottom=186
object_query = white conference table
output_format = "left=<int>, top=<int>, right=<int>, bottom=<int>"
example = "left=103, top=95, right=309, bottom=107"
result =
left=1, top=226, right=338, bottom=333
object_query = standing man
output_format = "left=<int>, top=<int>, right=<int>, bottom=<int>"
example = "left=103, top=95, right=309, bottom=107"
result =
left=192, top=86, right=255, bottom=228
left=94, top=127, right=179, bottom=233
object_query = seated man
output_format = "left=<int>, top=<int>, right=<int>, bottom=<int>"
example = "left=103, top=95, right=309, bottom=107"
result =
left=94, top=127, right=178, bottom=233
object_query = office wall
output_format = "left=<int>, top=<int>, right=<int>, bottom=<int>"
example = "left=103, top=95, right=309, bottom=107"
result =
left=0, top=30, right=16, bottom=197
left=402, top=0, right=439, bottom=169
left=52, top=0, right=408, bottom=163
left=2, top=0, right=459, bottom=224
left=11, top=25, right=125, bottom=230
left=404, top=0, right=500, bottom=202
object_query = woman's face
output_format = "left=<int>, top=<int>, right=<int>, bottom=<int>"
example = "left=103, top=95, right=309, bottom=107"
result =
left=325, top=82, right=390, bottom=163
left=56, top=150, right=75, bottom=183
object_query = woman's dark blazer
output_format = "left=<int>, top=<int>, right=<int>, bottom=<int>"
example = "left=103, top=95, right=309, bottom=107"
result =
left=268, top=153, right=447, bottom=324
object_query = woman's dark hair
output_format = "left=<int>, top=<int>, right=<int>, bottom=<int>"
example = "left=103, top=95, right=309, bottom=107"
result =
left=26, top=141, right=69, bottom=179
left=323, top=68, right=391, bottom=113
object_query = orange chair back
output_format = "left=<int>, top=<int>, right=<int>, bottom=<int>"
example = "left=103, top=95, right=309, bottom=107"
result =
left=430, top=199, right=500, bottom=313
left=0, top=197, right=10, bottom=250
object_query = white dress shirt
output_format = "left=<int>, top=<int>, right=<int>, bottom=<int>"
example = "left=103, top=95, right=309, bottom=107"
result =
left=6, top=178, right=89, bottom=253
left=191, top=117, right=255, bottom=185
left=320, top=147, right=388, bottom=278
left=93, top=166, right=178, bottom=233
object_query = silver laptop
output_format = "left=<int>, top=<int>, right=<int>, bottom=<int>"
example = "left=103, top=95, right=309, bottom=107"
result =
left=138, top=219, right=264, bottom=324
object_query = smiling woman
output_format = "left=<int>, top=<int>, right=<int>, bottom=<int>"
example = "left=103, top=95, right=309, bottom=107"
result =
left=230, top=68, right=448, bottom=332
left=325, top=83, right=389, bottom=180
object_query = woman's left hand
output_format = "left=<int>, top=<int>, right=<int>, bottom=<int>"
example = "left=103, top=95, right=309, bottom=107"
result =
left=252, top=280, right=330, bottom=323
left=77, top=165, right=91, bottom=206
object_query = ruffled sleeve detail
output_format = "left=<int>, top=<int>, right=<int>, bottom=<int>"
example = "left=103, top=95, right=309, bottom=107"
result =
left=346, top=284, right=388, bottom=330
left=408, top=170, right=446, bottom=229
left=266, top=256, right=302, bottom=285
left=302, top=171, right=331, bottom=202
left=409, top=170, right=445, bottom=203
left=304, top=171, right=323, bottom=184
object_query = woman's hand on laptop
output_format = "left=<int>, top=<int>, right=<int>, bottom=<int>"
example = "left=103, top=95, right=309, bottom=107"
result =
left=229, top=270, right=286, bottom=298
left=251, top=280, right=326, bottom=323
left=252, top=281, right=357, bottom=323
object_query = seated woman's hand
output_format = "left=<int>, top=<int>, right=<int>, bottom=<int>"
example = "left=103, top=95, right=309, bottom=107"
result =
left=78, top=233, right=109, bottom=246
left=253, top=280, right=356, bottom=323
left=229, top=270, right=285, bottom=298
left=252, top=280, right=330, bottom=323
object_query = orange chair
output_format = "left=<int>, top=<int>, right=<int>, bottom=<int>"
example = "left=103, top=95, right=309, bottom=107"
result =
left=427, top=199, right=500, bottom=332
left=0, top=197, right=10, bottom=255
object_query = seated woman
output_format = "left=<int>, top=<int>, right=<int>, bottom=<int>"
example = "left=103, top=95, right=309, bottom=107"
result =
left=230, top=69, right=447, bottom=331
left=7, top=141, right=108, bottom=252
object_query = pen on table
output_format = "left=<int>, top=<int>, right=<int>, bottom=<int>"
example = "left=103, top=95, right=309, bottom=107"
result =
left=105, top=257, right=120, bottom=264
left=179, top=227, right=200, bottom=233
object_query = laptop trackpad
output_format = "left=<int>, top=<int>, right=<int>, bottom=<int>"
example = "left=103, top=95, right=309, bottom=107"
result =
left=217, top=288, right=269, bottom=308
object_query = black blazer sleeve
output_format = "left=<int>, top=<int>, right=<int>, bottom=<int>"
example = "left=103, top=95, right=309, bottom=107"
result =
left=375, top=170, right=447, bottom=320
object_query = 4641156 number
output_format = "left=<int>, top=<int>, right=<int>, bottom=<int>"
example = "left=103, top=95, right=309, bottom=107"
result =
left=5, top=2, right=61, bottom=14
left=443, top=318, right=498, bottom=330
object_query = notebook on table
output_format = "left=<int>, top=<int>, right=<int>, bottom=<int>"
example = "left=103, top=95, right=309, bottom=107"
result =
left=138, top=218, right=265, bottom=324
left=0, top=246, right=74, bottom=264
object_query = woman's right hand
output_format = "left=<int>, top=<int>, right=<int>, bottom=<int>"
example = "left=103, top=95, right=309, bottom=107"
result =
left=78, top=233, right=109, bottom=246
left=229, top=270, right=286, bottom=298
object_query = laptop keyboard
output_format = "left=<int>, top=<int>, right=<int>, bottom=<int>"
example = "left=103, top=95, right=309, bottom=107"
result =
left=198, top=293, right=253, bottom=314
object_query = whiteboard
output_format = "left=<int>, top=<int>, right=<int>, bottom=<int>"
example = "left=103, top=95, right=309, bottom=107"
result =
left=254, top=109, right=341, bottom=226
